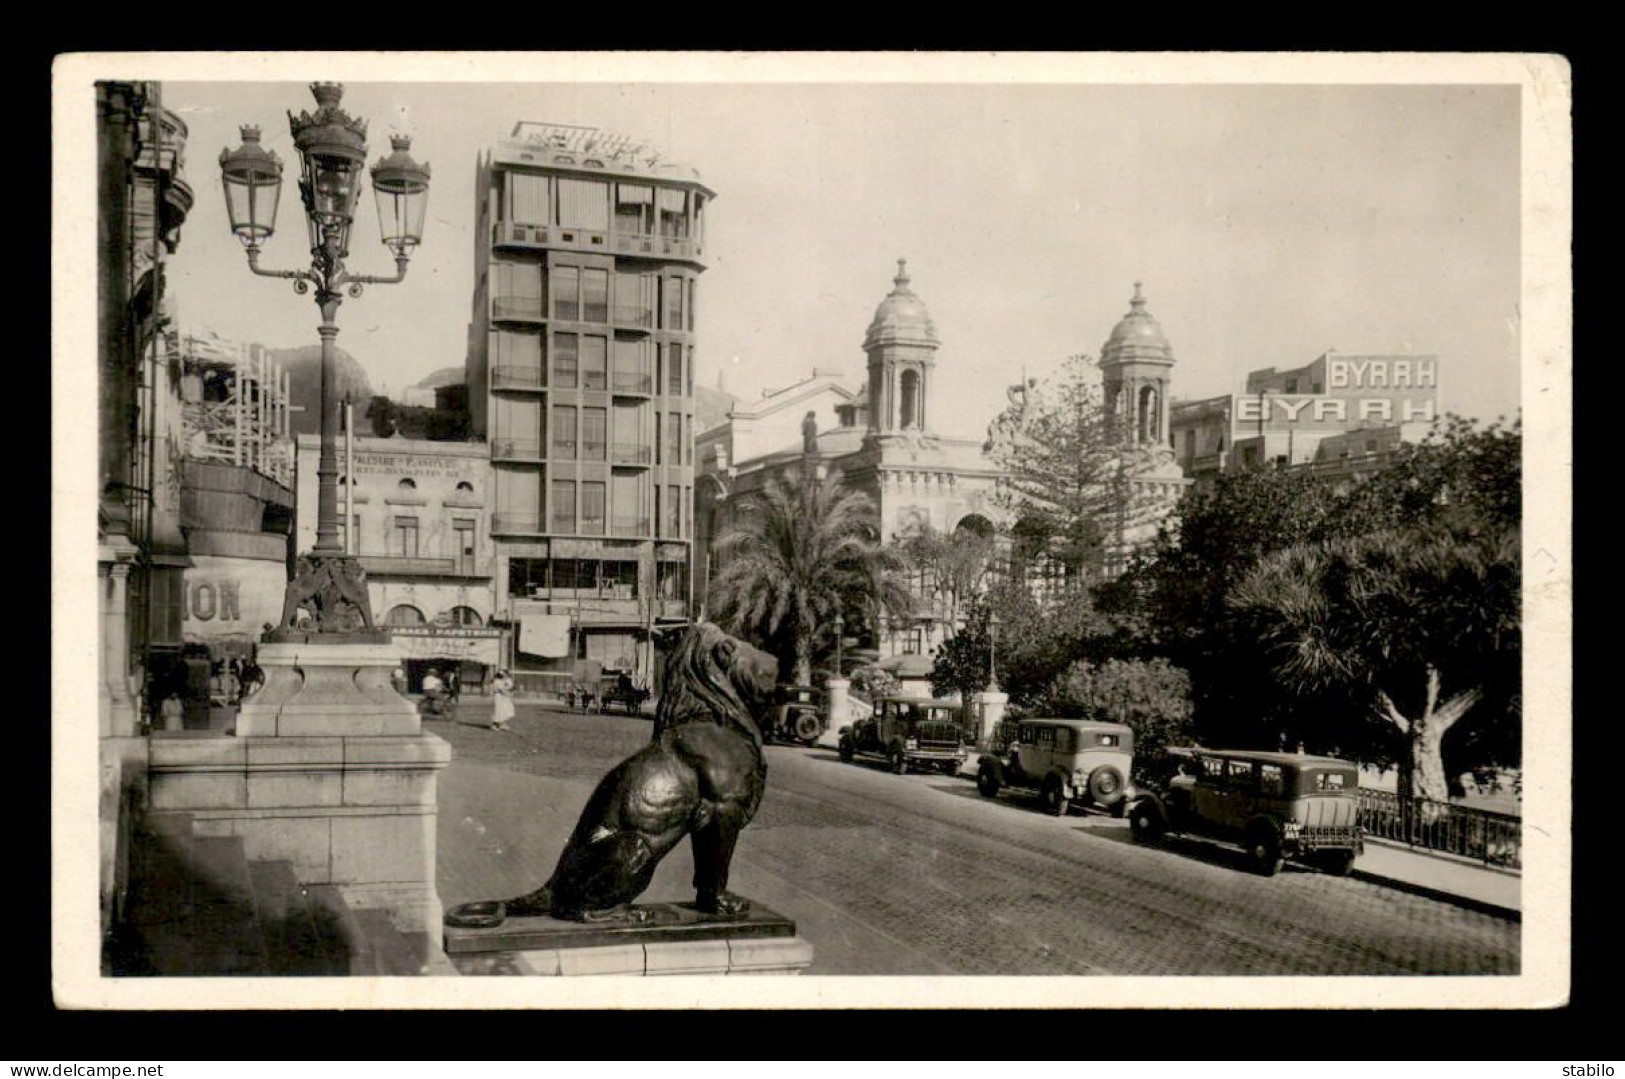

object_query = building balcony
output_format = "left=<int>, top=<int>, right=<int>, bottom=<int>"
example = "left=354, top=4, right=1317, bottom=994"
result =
left=492, top=219, right=703, bottom=264
left=492, top=513, right=544, bottom=536
left=550, top=439, right=576, bottom=459
left=613, top=516, right=649, bottom=538
left=580, top=518, right=607, bottom=536
left=611, top=442, right=652, bottom=466
left=359, top=555, right=491, bottom=580
left=492, top=437, right=544, bottom=461
left=611, top=372, right=653, bottom=396
left=613, top=306, right=654, bottom=330
left=492, top=220, right=551, bottom=250
left=491, top=365, right=545, bottom=391
left=492, top=296, right=544, bottom=322
left=612, top=232, right=701, bottom=261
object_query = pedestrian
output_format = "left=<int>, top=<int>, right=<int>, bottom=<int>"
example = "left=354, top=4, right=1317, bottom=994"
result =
left=490, top=669, right=515, bottom=731
left=422, top=667, right=445, bottom=717
left=160, top=692, right=185, bottom=733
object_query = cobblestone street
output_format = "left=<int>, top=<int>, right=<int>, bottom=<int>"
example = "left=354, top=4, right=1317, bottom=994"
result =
left=434, top=702, right=1520, bottom=976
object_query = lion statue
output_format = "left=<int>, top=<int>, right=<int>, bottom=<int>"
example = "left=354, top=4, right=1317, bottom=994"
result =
left=445, top=623, right=778, bottom=927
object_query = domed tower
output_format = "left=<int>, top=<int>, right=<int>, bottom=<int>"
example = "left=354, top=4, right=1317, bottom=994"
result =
left=1100, top=281, right=1176, bottom=449
left=863, top=259, right=939, bottom=436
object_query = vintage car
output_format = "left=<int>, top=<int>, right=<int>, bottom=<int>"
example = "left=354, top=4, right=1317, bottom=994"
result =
left=838, top=695, right=968, bottom=775
left=976, top=719, right=1136, bottom=817
left=1126, top=748, right=1365, bottom=876
left=766, top=684, right=825, bottom=746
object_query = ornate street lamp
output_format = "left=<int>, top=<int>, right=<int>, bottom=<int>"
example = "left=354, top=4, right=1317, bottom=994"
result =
left=986, top=609, right=1001, bottom=694
left=833, top=611, right=845, bottom=678
left=220, top=83, right=430, bottom=640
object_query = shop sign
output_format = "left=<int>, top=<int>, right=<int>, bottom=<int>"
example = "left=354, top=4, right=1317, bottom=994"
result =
left=183, top=556, right=286, bottom=641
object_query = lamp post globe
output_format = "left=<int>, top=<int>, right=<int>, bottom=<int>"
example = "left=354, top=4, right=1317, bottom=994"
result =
left=219, top=81, right=429, bottom=642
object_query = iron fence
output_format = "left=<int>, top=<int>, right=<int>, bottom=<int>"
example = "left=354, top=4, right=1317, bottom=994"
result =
left=1356, top=788, right=1521, bottom=869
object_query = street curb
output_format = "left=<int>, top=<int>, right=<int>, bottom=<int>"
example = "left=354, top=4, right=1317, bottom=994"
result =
left=1364, top=836, right=1523, bottom=878
left=1349, top=868, right=1521, bottom=922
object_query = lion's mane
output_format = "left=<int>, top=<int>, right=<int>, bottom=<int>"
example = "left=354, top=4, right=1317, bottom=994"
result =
left=652, top=622, right=766, bottom=745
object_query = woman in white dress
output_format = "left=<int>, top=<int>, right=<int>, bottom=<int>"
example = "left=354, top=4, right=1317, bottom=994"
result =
left=490, top=669, right=515, bottom=731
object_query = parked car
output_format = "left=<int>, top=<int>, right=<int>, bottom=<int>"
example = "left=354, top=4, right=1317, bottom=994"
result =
left=838, top=695, right=968, bottom=775
left=767, top=684, right=825, bottom=745
left=976, top=719, right=1136, bottom=817
left=1126, top=748, right=1365, bottom=876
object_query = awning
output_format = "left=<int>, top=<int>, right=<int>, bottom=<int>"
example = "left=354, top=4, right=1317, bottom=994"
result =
left=519, top=615, right=571, bottom=658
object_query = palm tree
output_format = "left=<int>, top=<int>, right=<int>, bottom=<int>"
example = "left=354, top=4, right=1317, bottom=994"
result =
left=708, top=459, right=910, bottom=684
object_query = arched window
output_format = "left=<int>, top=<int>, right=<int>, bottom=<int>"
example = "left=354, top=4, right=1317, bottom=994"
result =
left=385, top=604, right=425, bottom=626
left=447, top=606, right=483, bottom=627
left=1138, top=386, right=1160, bottom=444
left=899, top=369, right=920, bottom=429
left=455, top=481, right=474, bottom=494
left=397, top=478, right=417, bottom=494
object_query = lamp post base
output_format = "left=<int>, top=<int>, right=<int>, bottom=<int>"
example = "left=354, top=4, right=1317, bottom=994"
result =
left=268, top=553, right=385, bottom=642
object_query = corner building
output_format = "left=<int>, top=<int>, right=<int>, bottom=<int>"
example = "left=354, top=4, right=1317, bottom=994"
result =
left=466, top=124, right=712, bottom=691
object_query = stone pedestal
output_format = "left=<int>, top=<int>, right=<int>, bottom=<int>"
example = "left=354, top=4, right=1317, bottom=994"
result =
left=444, top=902, right=814, bottom=976
left=973, top=690, right=1008, bottom=745
left=825, top=677, right=850, bottom=730
left=147, top=640, right=451, bottom=939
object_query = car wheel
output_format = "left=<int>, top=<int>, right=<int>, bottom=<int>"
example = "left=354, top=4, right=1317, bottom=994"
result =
left=977, top=764, right=1002, bottom=799
left=1245, top=824, right=1284, bottom=877
left=890, top=746, right=908, bottom=775
left=1041, top=776, right=1068, bottom=817
left=1088, top=765, right=1125, bottom=808
left=838, top=736, right=854, bottom=763
left=794, top=712, right=822, bottom=744
left=1318, top=849, right=1357, bottom=877
left=1129, top=801, right=1163, bottom=843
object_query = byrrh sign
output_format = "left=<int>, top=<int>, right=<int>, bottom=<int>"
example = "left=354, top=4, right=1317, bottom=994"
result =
left=1236, top=355, right=1438, bottom=431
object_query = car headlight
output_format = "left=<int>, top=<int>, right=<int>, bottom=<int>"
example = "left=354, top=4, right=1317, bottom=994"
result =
left=905, top=738, right=918, bottom=749
left=1072, top=770, right=1086, bottom=788
left=1282, top=821, right=1301, bottom=837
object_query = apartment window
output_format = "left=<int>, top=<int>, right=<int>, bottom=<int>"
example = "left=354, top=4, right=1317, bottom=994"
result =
left=657, top=560, right=688, bottom=601
left=666, top=410, right=681, bottom=466
left=551, top=480, right=576, bottom=532
left=508, top=556, right=547, bottom=597
left=666, top=483, right=681, bottom=538
left=507, top=173, right=550, bottom=226
left=615, top=183, right=654, bottom=235
left=493, top=329, right=542, bottom=382
left=581, top=334, right=608, bottom=391
left=683, top=414, right=692, bottom=464
left=582, top=407, right=607, bottom=460
left=391, top=516, right=420, bottom=558
left=615, top=270, right=653, bottom=328
left=686, top=347, right=694, bottom=395
left=667, top=343, right=683, bottom=396
left=551, top=405, right=577, bottom=459
left=662, top=276, right=685, bottom=330
left=492, top=260, right=544, bottom=321
left=601, top=559, right=639, bottom=598
left=552, top=332, right=579, bottom=389
left=693, top=193, right=705, bottom=246
left=654, top=413, right=663, bottom=465
left=558, top=178, right=610, bottom=231
left=385, top=604, right=426, bottom=627
left=684, top=486, right=691, bottom=542
left=581, top=481, right=606, bottom=535
left=553, top=266, right=580, bottom=321
left=686, top=278, right=696, bottom=333
left=613, top=337, right=649, bottom=394
left=452, top=518, right=476, bottom=571
left=658, top=187, right=688, bottom=238
left=582, top=269, right=609, bottom=323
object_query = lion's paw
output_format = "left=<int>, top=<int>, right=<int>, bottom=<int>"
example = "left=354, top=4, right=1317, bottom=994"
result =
left=697, top=892, right=751, bottom=919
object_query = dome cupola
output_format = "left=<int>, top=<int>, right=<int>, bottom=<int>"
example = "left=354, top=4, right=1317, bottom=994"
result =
left=1101, top=281, right=1174, bottom=366
left=863, top=258, right=939, bottom=352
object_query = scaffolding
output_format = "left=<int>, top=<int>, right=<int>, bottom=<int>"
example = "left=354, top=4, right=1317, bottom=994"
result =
left=179, top=334, right=295, bottom=487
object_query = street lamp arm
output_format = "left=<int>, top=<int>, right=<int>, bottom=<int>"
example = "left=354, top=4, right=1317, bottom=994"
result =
left=243, top=246, right=318, bottom=291
left=344, top=256, right=411, bottom=294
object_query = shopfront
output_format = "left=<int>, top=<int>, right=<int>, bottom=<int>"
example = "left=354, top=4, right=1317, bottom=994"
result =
left=391, top=623, right=506, bottom=694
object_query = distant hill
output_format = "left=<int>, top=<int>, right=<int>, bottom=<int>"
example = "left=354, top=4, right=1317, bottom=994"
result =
left=695, top=385, right=736, bottom=434
left=413, top=366, right=465, bottom=390
left=269, top=344, right=375, bottom=436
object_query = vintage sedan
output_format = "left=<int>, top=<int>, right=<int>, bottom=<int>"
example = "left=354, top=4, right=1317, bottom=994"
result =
left=1127, top=748, right=1365, bottom=876
left=838, top=695, right=968, bottom=775
left=976, top=718, right=1136, bottom=817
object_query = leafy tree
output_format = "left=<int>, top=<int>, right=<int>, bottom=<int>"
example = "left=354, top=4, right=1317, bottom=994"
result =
left=707, top=459, right=911, bottom=684
left=367, top=395, right=397, bottom=439
left=892, top=523, right=995, bottom=635
left=984, top=355, right=1166, bottom=580
left=1231, top=524, right=1519, bottom=803
left=931, top=581, right=1118, bottom=708
left=1044, top=657, right=1195, bottom=754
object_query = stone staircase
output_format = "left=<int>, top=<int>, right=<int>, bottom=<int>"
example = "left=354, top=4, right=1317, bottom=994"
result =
left=106, top=813, right=449, bottom=976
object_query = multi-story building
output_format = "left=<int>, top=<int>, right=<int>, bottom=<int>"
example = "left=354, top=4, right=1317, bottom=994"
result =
left=97, top=80, right=194, bottom=739
left=1170, top=351, right=1440, bottom=493
left=464, top=123, right=711, bottom=691
left=295, top=433, right=501, bottom=689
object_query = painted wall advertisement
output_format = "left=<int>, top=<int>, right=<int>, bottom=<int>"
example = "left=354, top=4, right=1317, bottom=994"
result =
left=1236, top=356, right=1439, bottom=431
left=182, top=555, right=288, bottom=648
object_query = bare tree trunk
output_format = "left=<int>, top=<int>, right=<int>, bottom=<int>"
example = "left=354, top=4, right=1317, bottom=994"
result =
left=1378, top=667, right=1482, bottom=808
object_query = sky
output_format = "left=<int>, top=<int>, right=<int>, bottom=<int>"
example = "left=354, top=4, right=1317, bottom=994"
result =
left=162, top=73, right=1523, bottom=440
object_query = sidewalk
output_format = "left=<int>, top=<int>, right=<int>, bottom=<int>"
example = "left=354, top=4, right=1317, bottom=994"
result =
left=1352, top=839, right=1521, bottom=919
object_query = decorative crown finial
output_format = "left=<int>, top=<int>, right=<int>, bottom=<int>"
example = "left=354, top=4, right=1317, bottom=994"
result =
left=894, top=258, right=910, bottom=290
left=310, top=82, right=345, bottom=109
left=1132, top=280, right=1146, bottom=306
left=240, top=124, right=262, bottom=142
